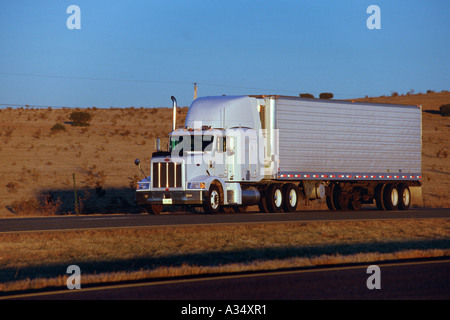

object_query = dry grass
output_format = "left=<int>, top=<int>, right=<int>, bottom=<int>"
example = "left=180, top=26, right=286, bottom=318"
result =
left=1, top=219, right=449, bottom=292
left=0, top=107, right=188, bottom=216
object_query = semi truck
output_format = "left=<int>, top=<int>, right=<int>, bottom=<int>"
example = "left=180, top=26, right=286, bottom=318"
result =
left=135, top=95, right=422, bottom=214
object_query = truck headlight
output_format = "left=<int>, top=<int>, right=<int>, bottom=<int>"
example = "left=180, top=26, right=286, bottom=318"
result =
left=187, top=182, right=206, bottom=189
left=137, top=181, right=150, bottom=190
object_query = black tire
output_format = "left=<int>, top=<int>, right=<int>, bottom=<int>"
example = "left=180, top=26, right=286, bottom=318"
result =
left=326, top=183, right=341, bottom=211
left=383, top=183, right=399, bottom=210
left=349, top=189, right=362, bottom=211
left=338, top=191, right=350, bottom=211
left=203, top=184, right=221, bottom=214
left=266, top=184, right=283, bottom=213
left=144, top=204, right=163, bottom=215
left=258, top=189, right=270, bottom=213
left=282, top=183, right=299, bottom=212
left=398, top=184, right=411, bottom=210
left=329, top=183, right=349, bottom=211
left=349, top=198, right=362, bottom=210
left=374, top=184, right=386, bottom=210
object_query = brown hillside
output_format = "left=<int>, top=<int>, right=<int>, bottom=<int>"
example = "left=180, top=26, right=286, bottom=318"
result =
left=0, top=106, right=188, bottom=215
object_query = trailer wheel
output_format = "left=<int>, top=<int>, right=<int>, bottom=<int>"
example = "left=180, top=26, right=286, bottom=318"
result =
left=338, top=192, right=350, bottom=211
left=349, top=197, right=362, bottom=211
left=374, top=184, right=386, bottom=210
left=398, top=184, right=411, bottom=210
left=282, top=183, right=299, bottom=212
left=267, top=184, right=283, bottom=213
left=144, top=204, right=163, bottom=215
left=349, top=189, right=362, bottom=211
left=383, top=183, right=399, bottom=210
left=326, top=183, right=341, bottom=211
left=203, top=184, right=221, bottom=214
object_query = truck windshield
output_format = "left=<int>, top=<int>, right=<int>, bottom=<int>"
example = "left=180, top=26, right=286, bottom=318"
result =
left=170, top=134, right=214, bottom=153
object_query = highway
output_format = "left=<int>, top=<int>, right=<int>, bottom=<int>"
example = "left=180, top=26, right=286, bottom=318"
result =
left=4, top=259, right=450, bottom=300
left=1, top=207, right=450, bottom=234
left=1, top=208, right=449, bottom=301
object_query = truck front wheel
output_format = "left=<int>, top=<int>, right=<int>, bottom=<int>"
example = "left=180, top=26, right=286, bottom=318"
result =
left=144, top=204, right=163, bottom=215
left=203, top=185, right=221, bottom=214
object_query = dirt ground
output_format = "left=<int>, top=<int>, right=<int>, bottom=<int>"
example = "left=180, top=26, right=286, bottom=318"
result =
left=0, top=92, right=448, bottom=216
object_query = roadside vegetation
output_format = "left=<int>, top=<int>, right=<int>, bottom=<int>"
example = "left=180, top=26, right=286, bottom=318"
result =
left=0, top=218, right=449, bottom=292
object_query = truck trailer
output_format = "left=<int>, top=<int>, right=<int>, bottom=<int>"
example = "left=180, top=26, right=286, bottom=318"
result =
left=135, top=95, right=422, bottom=214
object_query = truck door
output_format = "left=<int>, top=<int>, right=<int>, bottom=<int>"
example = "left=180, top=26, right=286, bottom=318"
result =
left=213, top=135, right=227, bottom=179
left=248, top=133, right=258, bottom=179
left=226, top=135, right=235, bottom=180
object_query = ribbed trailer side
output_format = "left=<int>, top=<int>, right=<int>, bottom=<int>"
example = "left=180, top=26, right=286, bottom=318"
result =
left=276, top=97, right=422, bottom=181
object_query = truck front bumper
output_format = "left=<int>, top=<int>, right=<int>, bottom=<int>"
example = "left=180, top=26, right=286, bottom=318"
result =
left=136, top=190, right=204, bottom=206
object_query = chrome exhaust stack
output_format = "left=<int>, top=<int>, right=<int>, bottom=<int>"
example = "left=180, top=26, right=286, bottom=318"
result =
left=171, top=96, right=177, bottom=131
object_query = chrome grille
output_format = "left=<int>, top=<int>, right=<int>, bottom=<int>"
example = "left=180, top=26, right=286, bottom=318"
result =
left=152, top=162, right=182, bottom=188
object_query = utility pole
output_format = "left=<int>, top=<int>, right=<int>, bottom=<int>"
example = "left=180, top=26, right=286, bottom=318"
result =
left=193, top=82, right=198, bottom=100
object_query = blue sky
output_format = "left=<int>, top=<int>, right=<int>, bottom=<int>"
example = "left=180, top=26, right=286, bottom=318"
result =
left=0, top=0, right=449, bottom=108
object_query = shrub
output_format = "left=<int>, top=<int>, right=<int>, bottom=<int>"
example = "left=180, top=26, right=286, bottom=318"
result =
left=319, top=92, right=334, bottom=99
left=51, top=123, right=66, bottom=132
left=11, top=198, right=40, bottom=215
left=299, top=93, right=315, bottom=98
left=436, top=148, right=448, bottom=158
left=11, top=195, right=62, bottom=216
left=33, top=129, right=41, bottom=139
left=70, top=110, right=92, bottom=126
left=6, top=182, right=17, bottom=193
left=439, top=104, right=450, bottom=116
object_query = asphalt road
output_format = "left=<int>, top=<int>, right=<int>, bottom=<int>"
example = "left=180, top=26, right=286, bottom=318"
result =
left=1, top=208, right=448, bottom=302
left=1, top=208, right=449, bottom=234
left=5, top=259, right=449, bottom=300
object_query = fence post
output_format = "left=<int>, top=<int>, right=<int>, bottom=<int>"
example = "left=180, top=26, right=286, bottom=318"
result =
left=73, top=173, right=79, bottom=215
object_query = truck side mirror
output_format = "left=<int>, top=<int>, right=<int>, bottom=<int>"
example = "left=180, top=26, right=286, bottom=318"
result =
left=134, top=158, right=146, bottom=178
